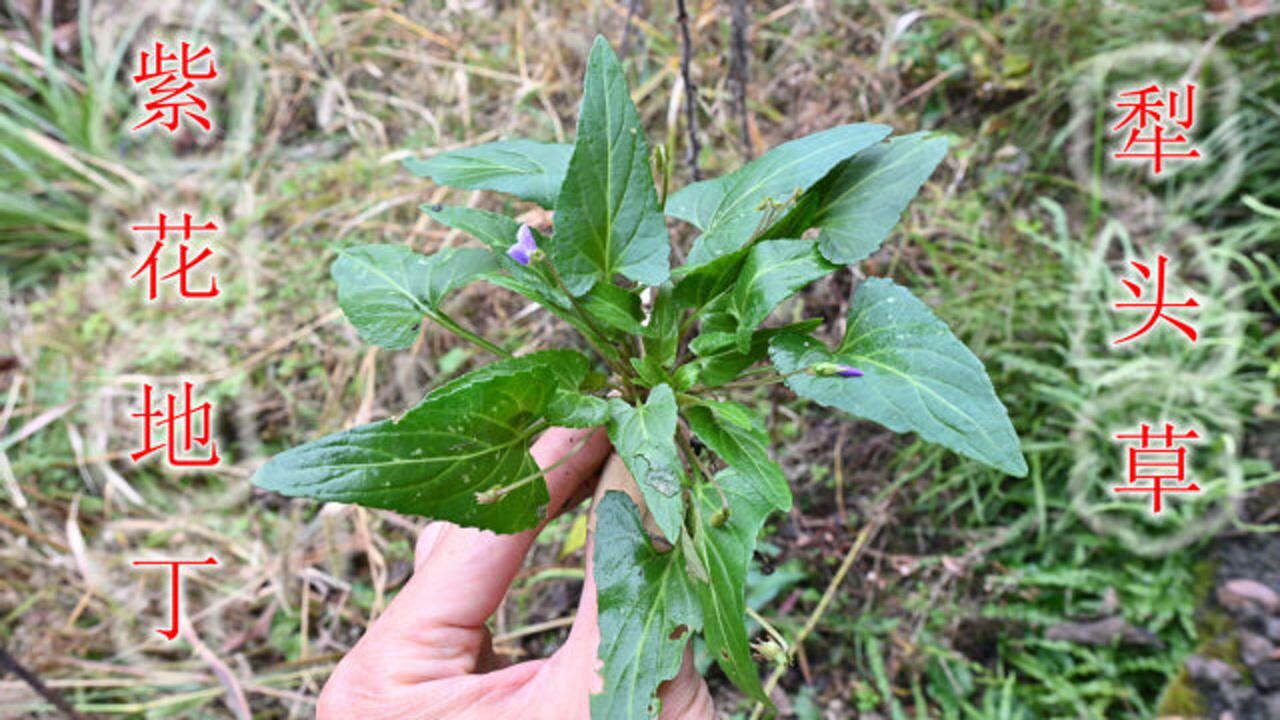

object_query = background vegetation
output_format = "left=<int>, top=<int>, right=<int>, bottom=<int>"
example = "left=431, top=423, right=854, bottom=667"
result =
left=1, top=0, right=1276, bottom=717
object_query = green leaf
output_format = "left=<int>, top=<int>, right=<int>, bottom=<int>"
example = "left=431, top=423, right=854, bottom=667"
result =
left=420, top=205, right=559, bottom=292
left=581, top=282, right=646, bottom=335
left=605, top=384, right=686, bottom=543
left=769, top=133, right=948, bottom=264
left=684, top=401, right=791, bottom=512
left=720, top=239, right=836, bottom=353
left=681, top=320, right=821, bottom=388
left=404, top=139, right=571, bottom=209
left=662, top=176, right=724, bottom=230
left=669, top=123, right=890, bottom=268
left=534, top=351, right=591, bottom=388
left=592, top=491, right=702, bottom=720
left=252, top=351, right=589, bottom=532
left=421, top=205, right=616, bottom=340
left=629, top=354, right=672, bottom=389
left=643, top=284, right=680, bottom=366
left=420, top=204, right=518, bottom=254
left=551, top=37, right=670, bottom=295
left=546, top=390, right=609, bottom=428
left=689, top=468, right=788, bottom=704
left=688, top=311, right=738, bottom=356
left=672, top=363, right=701, bottom=393
left=670, top=245, right=750, bottom=309
left=332, top=244, right=497, bottom=349
left=482, top=274, right=606, bottom=339
left=769, top=278, right=1027, bottom=476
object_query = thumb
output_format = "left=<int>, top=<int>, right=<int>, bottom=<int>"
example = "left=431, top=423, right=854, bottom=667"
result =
left=338, top=428, right=610, bottom=684
left=658, top=645, right=715, bottom=720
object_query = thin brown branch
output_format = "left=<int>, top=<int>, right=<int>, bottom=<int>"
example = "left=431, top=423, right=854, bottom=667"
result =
left=728, top=0, right=753, bottom=157
left=674, top=0, right=702, bottom=180
left=619, top=0, right=642, bottom=58
left=0, top=645, right=84, bottom=719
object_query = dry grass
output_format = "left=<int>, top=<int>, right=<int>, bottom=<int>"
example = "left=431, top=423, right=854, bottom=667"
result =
left=3, top=0, right=1276, bottom=718
left=0, top=1, right=943, bottom=716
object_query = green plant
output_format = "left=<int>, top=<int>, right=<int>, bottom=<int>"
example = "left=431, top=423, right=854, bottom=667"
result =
left=252, top=36, right=1027, bottom=718
left=0, top=4, right=144, bottom=289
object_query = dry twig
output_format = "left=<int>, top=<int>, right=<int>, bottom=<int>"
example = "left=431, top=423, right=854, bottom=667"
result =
left=728, top=0, right=753, bottom=157
left=0, top=645, right=84, bottom=719
left=748, top=497, right=892, bottom=719
left=674, top=0, right=702, bottom=180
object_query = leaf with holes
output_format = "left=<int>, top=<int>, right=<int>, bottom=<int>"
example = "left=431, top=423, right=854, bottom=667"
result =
left=592, top=491, right=702, bottom=720
left=253, top=351, right=588, bottom=532
left=605, top=384, right=686, bottom=543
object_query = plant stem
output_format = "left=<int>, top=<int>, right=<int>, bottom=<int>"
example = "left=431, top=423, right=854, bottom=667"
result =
left=618, top=0, right=640, bottom=59
left=747, top=506, right=887, bottom=720
left=478, top=421, right=600, bottom=504
left=656, top=144, right=672, bottom=209
left=713, top=375, right=781, bottom=391
left=540, top=259, right=638, bottom=398
left=660, top=151, right=672, bottom=209
left=745, top=607, right=787, bottom=651
left=735, top=364, right=778, bottom=380
left=540, top=262, right=616, bottom=358
left=430, top=311, right=510, bottom=358
left=676, top=422, right=728, bottom=508
left=675, top=424, right=710, bottom=482
left=677, top=307, right=699, bottom=344
left=0, top=645, right=83, bottom=720
left=701, top=365, right=811, bottom=394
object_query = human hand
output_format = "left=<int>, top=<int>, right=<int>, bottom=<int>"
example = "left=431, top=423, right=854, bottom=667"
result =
left=317, top=427, right=715, bottom=719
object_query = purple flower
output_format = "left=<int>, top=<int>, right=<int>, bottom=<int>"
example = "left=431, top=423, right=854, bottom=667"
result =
left=835, top=364, right=864, bottom=378
left=812, top=361, right=864, bottom=378
left=508, top=224, right=538, bottom=266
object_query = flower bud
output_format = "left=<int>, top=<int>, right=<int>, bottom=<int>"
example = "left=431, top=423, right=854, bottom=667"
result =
left=811, top=362, right=864, bottom=378
left=475, top=487, right=504, bottom=504
left=752, top=638, right=791, bottom=667
left=710, top=507, right=730, bottom=527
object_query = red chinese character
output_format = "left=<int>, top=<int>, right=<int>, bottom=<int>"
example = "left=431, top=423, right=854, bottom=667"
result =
left=131, top=556, right=219, bottom=640
left=1113, top=423, right=1201, bottom=514
left=1111, top=83, right=1201, bottom=175
left=1113, top=254, right=1199, bottom=345
left=131, top=382, right=220, bottom=467
left=129, top=212, right=219, bottom=300
left=132, top=41, right=217, bottom=133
